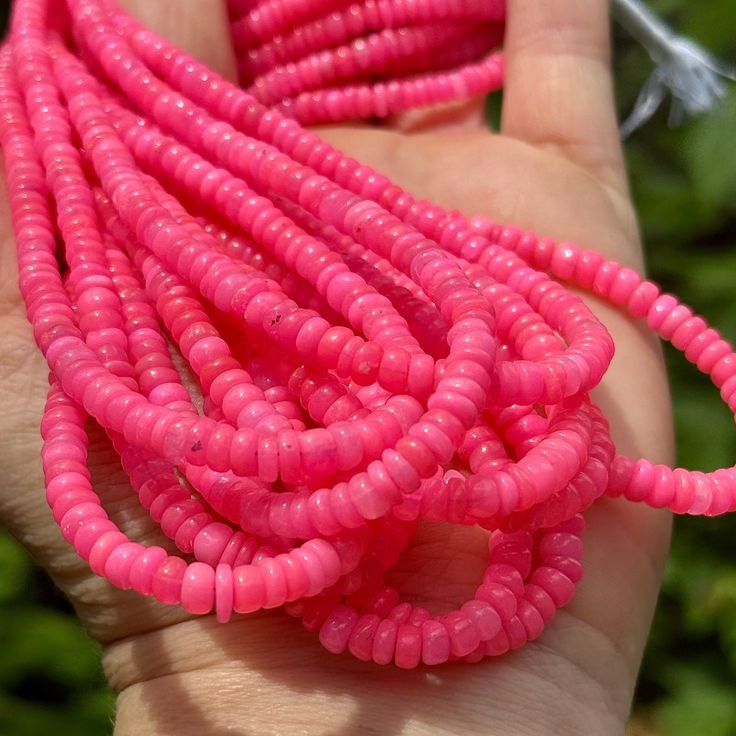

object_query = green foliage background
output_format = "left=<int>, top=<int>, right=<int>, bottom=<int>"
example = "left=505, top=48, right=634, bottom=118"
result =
left=617, top=1, right=736, bottom=733
left=1, top=1, right=736, bottom=733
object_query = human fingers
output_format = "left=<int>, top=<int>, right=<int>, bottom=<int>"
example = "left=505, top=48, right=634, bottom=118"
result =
left=502, top=0, right=627, bottom=192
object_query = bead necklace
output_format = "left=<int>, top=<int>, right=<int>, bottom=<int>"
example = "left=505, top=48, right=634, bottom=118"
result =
left=1, top=0, right=735, bottom=669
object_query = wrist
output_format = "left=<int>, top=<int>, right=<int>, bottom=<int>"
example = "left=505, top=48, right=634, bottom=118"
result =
left=104, top=614, right=630, bottom=736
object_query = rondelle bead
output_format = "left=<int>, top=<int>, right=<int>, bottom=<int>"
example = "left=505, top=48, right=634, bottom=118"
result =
left=181, top=561, right=216, bottom=614
left=128, top=546, right=169, bottom=595
left=443, top=611, right=481, bottom=657
left=530, top=567, right=576, bottom=608
left=6, top=0, right=736, bottom=672
left=372, top=619, right=399, bottom=665
left=421, top=619, right=451, bottom=665
left=348, top=613, right=381, bottom=661
left=319, top=604, right=359, bottom=654
left=395, top=623, right=423, bottom=669
left=152, top=556, right=188, bottom=605
left=461, top=599, right=502, bottom=640
left=516, top=598, right=545, bottom=641
left=233, top=564, right=266, bottom=613
left=216, top=563, right=235, bottom=623
left=87, top=531, right=128, bottom=576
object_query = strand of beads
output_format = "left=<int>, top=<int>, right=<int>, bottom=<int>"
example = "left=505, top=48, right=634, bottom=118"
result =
left=224, top=0, right=736, bottom=514
left=1, top=0, right=736, bottom=672
left=112, top=0, right=736, bottom=519
left=228, top=0, right=506, bottom=122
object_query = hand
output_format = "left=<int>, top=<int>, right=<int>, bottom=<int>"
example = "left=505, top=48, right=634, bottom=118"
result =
left=0, top=1, right=674, bottom=734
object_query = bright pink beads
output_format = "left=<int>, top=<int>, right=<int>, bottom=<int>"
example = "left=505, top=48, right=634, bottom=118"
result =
left=228, top=0, right=505, bottom=122
left=1, top=0, right=736, bottom=670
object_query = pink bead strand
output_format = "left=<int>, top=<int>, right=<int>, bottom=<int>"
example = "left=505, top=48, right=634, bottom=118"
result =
left=2, top=0, right=736, bottom=671
left=231, top=0, right=505, bottom=63
left=244, top=23, right=496, bottom=102
left=124, top=24, right=614, bottom=406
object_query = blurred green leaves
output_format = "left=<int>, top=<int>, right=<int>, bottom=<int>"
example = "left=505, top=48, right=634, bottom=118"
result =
left=0, top=531, right=31, bottom=603
left=683, top=91, right=736, bottom=214
left=0, top=528, right=113, bottom=736
left=618, top=1, right=736, bottom=732
left=654, top=667, right=736, bottom=736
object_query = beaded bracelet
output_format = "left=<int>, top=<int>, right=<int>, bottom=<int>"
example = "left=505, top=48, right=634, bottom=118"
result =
left=1, top=0, right=735, bottom=669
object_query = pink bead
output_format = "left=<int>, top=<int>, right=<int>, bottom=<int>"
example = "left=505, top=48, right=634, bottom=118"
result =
left=443, top=612, right=481, bottom=657
left=516, top=598, right=545, bottom=641
left=319, top=604, right=359, bottom=654
left=8, top=0, right=736, bottom=672
left=461, top=600, right=502, bottom=640
left=280, top=552, right=311, bottom=600
left=74, top=519, right=118, bottom=559
left=104, top=542, right=146, bottom=590
left=538, top=532, right=584, bottom=561
left=256, top=556, right=289, bottom=609
left=216, top=563, right=234, bottom=623
left=421, top=619, right=451, bottom=665
left=152, top=556, right=187, bottom=605
left=88, top=531, right=128, bottom=576
left=386, top=602, right=412, bottom=625
left=530, top=567, right=575, bottom=608
left=348, top=613, right=381, bottom=661
left=485, top=563, right=525, bottom=597
left=394, top=623, right=422, bottom=669
left=181, top=561, right=216, bottom=614
left=362, top=586, right=401, bottom=618
left=47, top=488, right=99, bottom=524
left=372, top=619, right=398, bottom=665
left=233, top=564, right=266, bottom=613
left=289, top=544, right=324, bottom=597
left=128, top=546, right=169, bottom=595
left=502, top=615, right=529, bottom=651
left=524, top=584, right=557, bottom=624
left=475, top=582, right=518, bottom=619
left=483, top=628, right=510, bottom=657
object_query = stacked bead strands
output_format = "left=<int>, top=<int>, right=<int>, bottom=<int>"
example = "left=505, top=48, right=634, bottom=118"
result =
left=228, top=0, right=506, bottom=121
left=1, top=0, right=735, bottom=669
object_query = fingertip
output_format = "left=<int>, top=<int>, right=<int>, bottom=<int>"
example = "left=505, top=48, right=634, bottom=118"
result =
left=501, top=0, right=625, bottom=188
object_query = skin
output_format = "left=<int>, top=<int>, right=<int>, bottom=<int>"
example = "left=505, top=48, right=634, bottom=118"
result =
left=0, top=0, right=675, bottom=733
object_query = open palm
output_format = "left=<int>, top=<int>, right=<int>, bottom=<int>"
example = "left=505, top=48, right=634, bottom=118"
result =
left=0, top=1, right=674, bottom=734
